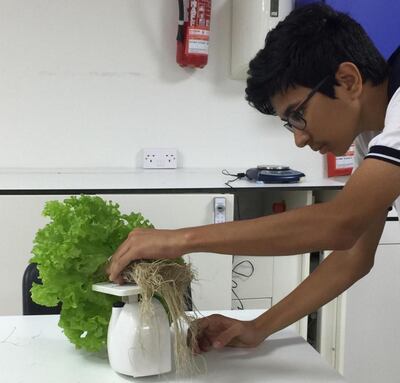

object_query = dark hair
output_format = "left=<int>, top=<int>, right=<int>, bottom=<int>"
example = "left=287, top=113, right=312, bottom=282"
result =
left=245, top=2, right=388, bottom=115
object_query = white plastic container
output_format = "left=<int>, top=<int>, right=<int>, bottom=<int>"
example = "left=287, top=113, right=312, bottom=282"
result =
left=92, top=282, right=172, bottom=377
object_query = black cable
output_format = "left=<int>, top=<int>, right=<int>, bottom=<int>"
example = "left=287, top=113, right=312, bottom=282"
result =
left=222, top=168, right=246, bottom=179
left=221, top=169, right=245, bottom=221
left=222, top=169, right=253, bottom=310
left=232, top=260, right=255, bottom=279
left=231, top=259, right=255, bottom=311
left=231, top=282, right=244, bottom=310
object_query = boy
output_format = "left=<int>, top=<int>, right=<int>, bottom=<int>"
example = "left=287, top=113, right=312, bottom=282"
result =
left=108, top=3, right=399, bottom=352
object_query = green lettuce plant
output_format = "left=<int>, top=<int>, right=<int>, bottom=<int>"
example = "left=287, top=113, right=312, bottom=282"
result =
left=30, top=195, right=153, bottom=352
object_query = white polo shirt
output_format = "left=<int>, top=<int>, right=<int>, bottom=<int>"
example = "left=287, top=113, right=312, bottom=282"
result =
left=354, top=85, right=400, bottom=215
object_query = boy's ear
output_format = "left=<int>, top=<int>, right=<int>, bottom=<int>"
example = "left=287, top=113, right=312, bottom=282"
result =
left=335, top=62, right=363, bottom=99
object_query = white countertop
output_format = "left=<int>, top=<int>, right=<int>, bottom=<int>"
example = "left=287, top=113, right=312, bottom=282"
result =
left=0, top=168, right=346, bottom=191
left=0, top=310, right=345, bottom=382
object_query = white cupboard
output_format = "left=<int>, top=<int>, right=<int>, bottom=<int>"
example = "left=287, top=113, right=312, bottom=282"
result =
left=0, top=193, right=234, bottom=315
left=343, top=217, right=400, bottom=383
left=0, top=182, right=349, bottom=347
left=317, top=213, right=400, bottom=379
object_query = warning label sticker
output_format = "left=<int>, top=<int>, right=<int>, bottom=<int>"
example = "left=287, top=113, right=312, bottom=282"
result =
left=188, top=40, right=209, bottom=54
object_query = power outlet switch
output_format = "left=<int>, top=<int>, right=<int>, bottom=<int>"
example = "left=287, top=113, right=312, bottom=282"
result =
left=142, top=148, right=178, bottom=169
left=214, top=197, right=226, bottom=224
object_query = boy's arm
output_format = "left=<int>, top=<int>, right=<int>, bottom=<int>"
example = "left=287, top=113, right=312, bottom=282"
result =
left=251, top=210, right=387, bottom=339
left=193, top=210, right=387, bottom=351
left=183, top=159, right=399, bottom=256
left=109, top=159, right=399, bottom=281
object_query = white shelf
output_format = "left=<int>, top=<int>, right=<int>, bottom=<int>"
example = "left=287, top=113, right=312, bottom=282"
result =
left=0, top=168, right=346, bottom=191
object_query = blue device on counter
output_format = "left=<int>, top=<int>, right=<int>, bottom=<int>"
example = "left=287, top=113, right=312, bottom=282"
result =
left=246, top=165, right=305, bottom=183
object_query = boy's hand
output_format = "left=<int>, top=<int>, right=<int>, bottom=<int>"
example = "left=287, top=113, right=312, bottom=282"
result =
left=107, top=228, right=185, bottom=284
left=190, top=314, right=266, bottom=353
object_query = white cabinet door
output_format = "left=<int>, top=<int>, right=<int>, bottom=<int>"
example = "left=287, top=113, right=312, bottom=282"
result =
left=318, top=219, right=399, bottom=376
left=0, top=193, right=234, bottom=316
left=343, top=221, right=400, bottom=383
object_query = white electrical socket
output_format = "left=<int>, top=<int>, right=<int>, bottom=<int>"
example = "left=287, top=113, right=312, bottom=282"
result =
left=142, top=148, right=178, bottom=169
left=214, top=197, right=226, bottom=224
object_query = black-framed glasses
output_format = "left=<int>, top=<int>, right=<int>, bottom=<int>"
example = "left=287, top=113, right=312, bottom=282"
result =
left=282, top=76, right=330, bottom=133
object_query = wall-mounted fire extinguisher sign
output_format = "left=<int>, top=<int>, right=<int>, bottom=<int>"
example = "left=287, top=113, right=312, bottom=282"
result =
left=176, top=0, right=212, bottom=68
left=327, top=144, right=355, bottom=177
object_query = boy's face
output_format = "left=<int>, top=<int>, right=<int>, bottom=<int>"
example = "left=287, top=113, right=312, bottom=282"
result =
left=271, top=84, right=360, bottom=156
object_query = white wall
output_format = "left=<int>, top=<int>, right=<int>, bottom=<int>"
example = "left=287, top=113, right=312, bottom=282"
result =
left=0, top=0, right=324, bottom=176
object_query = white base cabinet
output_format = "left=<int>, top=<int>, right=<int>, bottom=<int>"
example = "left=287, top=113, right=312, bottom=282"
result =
left=342, top=219, right=400, bottom=383
left=1, top=187, right=357, bottom=351
left=0, top=193, right=234, bottom=315
left=317, top=216, right=400, bottom=380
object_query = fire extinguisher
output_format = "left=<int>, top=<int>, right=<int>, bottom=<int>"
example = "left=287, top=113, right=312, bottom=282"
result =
left=176, top=0, right=212, bottom=68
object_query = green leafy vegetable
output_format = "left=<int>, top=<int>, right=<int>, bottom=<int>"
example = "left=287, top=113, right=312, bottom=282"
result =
left=30, top=195, right=153, bottom=352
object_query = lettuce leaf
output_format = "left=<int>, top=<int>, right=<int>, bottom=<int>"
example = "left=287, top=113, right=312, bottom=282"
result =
left=30, top=195, right=153, bottom=352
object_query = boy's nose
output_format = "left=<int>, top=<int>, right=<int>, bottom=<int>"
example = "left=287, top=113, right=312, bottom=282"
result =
left=294, top=129, right=310, bottom=148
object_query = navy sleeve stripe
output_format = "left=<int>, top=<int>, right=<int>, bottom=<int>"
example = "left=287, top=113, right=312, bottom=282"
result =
left=368, top=145, right=400, bottom=160
left=365, top=155, right=400, bottom=166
